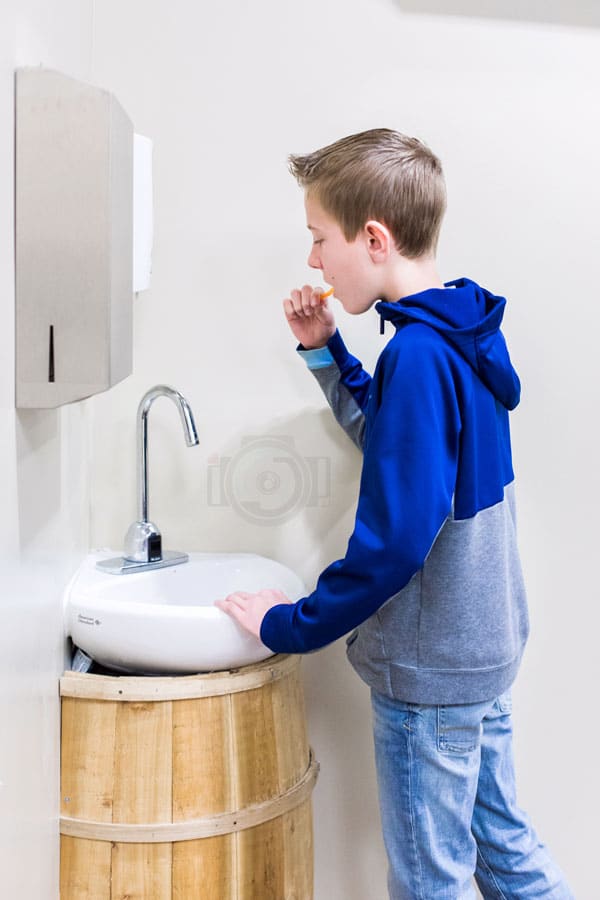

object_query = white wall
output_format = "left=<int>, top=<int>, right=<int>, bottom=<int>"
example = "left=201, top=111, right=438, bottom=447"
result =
left=88, top=2, right=599, bottom=897
left=0, top=3, right=94, bottom=897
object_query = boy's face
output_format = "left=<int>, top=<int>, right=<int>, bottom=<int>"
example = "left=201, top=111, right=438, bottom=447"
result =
left=304, top=192, right=384, bottom=315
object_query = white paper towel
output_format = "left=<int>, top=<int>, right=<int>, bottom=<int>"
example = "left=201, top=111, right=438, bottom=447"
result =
left=133, top=133, right=153, bottom=293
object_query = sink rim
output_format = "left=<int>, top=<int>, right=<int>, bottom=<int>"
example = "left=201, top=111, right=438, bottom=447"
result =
left=63, top=549, right=305, bottom=674
left=65, top=549, right=301, bottom=616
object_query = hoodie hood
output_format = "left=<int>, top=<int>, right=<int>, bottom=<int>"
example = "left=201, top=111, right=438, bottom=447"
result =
left=375, top=277, right=521, bottom=410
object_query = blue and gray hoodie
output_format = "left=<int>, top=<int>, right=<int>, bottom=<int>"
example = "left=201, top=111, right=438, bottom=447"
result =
left=261, top=277, right=529, bottom=705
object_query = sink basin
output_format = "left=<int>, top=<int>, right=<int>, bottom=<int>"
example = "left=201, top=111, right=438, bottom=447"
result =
left=64, top=551, right=306, bottom=674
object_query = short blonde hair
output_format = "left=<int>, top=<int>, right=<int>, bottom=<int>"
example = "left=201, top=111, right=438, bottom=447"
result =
left=288, top=128, right=446, bottom=258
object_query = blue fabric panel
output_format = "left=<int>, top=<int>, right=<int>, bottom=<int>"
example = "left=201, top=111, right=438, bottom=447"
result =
left=325, top=330, right=372, bottom=412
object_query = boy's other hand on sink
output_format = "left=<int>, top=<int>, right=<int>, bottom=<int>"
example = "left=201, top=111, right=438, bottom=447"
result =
left=215, top=589, right=293, bottom=641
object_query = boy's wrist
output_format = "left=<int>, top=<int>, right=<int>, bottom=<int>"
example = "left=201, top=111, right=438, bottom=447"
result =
left=301, top=340, right=328, bottom=350
left=300, top=330, right=337, bottom=351
left=297, top=334, right=340, bottom=371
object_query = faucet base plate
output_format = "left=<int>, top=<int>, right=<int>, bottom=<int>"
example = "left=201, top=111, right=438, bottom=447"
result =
left=96, top=551, right=189, bottom=575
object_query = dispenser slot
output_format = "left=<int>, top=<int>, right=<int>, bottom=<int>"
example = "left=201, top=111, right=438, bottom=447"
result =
left=48, top=325, right=55, bottom=383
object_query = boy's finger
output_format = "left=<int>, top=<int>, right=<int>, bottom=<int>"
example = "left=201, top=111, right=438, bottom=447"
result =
left=218, top=600, right=246, bottom=627
left=283, top=298, right=300, bottom=320
left=310, top=287, right=324, bottom=307
left=301, top=284, right=314, bottom=313
left=224, top=591, right=252, bottom=610
left=290, top=288, right=305, bottom=315
left=283, top=298, right=307, bottom=321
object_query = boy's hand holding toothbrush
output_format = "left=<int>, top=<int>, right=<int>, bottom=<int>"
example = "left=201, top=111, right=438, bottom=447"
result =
left=283, top=285, right=336, bottom=350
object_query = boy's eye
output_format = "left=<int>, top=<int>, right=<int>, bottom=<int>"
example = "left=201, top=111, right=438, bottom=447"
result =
left=313, top=239, right=324, bottom=245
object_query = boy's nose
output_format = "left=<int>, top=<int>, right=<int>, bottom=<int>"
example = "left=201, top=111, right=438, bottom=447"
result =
left=307, top=247, right=321, bottom=270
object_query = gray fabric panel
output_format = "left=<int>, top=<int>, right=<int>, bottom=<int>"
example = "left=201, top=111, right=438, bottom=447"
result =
left=309, top=363, right=366, bottom=450
left=346, top=481, right=529, bottom=704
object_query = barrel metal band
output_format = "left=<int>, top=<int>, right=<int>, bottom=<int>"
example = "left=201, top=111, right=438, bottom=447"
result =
left=60, top=751, right=319, bottom=843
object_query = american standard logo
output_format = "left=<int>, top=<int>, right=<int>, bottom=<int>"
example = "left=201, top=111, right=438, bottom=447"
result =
left=77, top=613, right=101, bottom=626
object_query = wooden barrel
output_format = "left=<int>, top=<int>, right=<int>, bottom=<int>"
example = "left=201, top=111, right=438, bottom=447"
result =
left=59, top=653, right=318, bottom=899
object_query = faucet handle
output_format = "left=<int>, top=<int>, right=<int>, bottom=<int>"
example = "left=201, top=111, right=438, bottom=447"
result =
left=124, top=520, right=162, bottom=563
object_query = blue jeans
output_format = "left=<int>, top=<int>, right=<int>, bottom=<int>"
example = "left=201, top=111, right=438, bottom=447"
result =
left=371, top=688, right=574, bottom=899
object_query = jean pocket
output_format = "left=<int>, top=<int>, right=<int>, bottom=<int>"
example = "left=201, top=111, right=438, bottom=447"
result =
left=437, top=704, right=483, bottom=755
left=496, top=690, right=512, bottom=714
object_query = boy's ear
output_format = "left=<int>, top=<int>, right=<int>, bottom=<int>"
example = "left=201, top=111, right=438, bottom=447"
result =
left=364, top=220, right=392, bottom=262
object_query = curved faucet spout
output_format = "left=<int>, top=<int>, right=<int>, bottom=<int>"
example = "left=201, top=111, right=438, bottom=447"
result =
left=96, top=385, right=199, bottom=574
left=137, top=385, right=199, bottom=523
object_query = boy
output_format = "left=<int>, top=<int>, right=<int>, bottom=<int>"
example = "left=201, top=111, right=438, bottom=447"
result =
left=215, top=129, right=573, bottom=899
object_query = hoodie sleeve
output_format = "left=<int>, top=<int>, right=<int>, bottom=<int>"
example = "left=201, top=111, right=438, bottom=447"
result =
left=298, top=329, right=371, bottom=451
left=261, top=330, right=462, bottom=653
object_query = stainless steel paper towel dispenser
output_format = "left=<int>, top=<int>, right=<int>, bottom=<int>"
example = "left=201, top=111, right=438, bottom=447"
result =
left=15, top=67, right=134, bottom=408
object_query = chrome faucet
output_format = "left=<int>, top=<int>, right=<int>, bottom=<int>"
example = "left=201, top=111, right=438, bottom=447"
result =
left=96, top=385, right=199, bottom=575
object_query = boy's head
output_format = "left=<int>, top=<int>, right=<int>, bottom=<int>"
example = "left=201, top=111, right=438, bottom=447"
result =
left=288, top=128, right=446, bottom=312
left=289, top=127, right=446, bottom=258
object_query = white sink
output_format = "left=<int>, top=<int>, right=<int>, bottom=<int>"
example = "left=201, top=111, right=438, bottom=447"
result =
left=64, top=551, right=306, bottom=674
